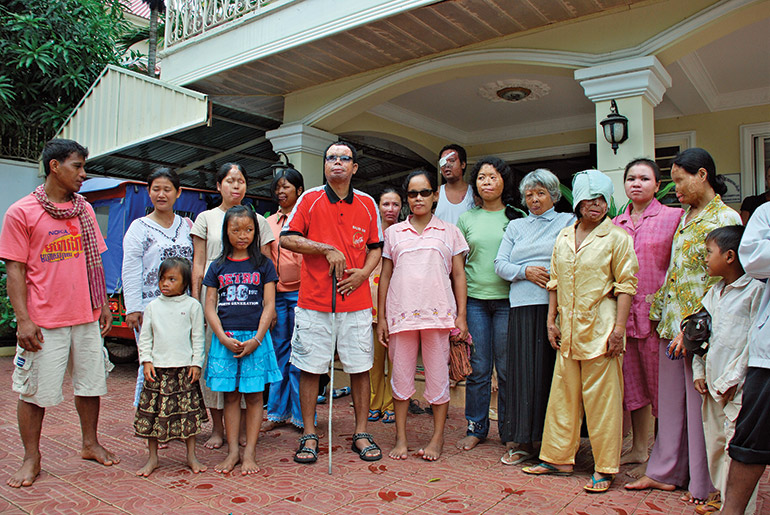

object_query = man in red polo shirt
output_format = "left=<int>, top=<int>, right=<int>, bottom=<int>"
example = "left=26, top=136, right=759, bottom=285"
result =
left=281, top=141, right=384, bottom=463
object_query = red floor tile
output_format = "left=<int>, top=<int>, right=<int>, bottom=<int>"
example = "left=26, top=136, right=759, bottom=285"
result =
left=1, top=358, right=770, bottom=514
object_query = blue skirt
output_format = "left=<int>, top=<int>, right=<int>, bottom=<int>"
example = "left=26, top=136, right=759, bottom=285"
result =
left=205, top=330, right=282, bottom=394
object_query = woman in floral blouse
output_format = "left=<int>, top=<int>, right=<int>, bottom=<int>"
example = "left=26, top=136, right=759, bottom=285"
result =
left=626, top=148, right=741, bottom=506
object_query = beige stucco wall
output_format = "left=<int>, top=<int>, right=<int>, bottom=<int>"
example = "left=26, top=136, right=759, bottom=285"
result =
left=337, top=106, right=768, bottom=182
left=657, top=106, right=769, bottom=174
left=277, top=0, right=768, bottom=203
left=281, top=0, right=730, bottom=128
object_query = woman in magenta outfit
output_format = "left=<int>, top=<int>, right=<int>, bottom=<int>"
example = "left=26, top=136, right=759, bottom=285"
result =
left=613, top=158, right=682, bottom=465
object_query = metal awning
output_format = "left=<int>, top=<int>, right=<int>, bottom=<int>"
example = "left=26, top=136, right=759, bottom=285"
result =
left=55, top=65, right=282, bottom=196
left=54, top=65, right=431, bottom=197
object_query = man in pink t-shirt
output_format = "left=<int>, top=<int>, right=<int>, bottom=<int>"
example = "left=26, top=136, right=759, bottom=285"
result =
left=0, top=139, right=119, bottom=488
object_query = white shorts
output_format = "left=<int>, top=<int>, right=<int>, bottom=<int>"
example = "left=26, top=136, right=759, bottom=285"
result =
left=290, top=307, right=373, bottom=375
left=12, top=321, right=112, bottom=408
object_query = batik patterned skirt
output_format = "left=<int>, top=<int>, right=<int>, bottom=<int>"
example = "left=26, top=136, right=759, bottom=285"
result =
left=134, top=366, right=208, bottom=443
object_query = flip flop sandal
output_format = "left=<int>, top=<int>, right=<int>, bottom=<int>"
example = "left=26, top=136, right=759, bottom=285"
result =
left=695, top=499, right=721, bottom=514
left=332, top=387, right=351, bottom=398
left=408, top=399, right=426, bottom=414
left=351, top=432, right=382, bottom=462
left=501, top=449, right=535, bottom=465
left=522, top=462, right=573, bottom=476
left=681, top=493, right=708, bottom=505
left=382, top=410, right=395, bottom=424
left=583, top=473, right=613, bottom=493
left=368, top=409, right=382, bottom=422
left=293, top=433, right=319, bottom=464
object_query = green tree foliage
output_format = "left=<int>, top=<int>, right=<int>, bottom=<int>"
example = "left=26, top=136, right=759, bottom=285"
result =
left=0, top=0, right=131, bottom=142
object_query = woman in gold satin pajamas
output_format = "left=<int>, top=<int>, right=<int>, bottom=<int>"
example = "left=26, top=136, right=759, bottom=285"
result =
left=523, top=169, right=638, bottom=494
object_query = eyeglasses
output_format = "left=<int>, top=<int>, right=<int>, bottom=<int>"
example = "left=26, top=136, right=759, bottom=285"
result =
left=407, top=189, right=434, bottom=199
left=325, top=155, right=353, bottom=163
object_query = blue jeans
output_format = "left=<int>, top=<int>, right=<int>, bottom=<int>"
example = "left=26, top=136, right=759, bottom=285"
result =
left=266, top=290, right=303, bottom=427
left=464, top=297, right=510, bottom=439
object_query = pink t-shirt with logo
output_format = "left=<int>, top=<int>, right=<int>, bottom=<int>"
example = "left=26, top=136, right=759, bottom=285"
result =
left=0, top=194, right=107, bottom=329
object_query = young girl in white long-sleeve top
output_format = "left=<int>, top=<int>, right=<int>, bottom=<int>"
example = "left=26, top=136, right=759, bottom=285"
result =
left=134, top=257, right=208, bottom=477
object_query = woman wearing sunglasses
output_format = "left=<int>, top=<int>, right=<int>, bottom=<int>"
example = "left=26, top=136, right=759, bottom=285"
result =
left=455, top=156, right=522, bottom=453
left=378, top=169, right=468, bottom=462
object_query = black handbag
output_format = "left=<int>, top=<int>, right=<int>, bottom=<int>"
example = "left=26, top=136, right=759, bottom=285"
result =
left=680, top=309, right=712, bottom=356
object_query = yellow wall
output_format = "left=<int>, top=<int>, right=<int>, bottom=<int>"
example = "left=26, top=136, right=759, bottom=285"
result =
left=277, top=0, right=768, bottom=206
left=656, top=106, right=770, bottom=174
left=469, top=130, right=596, bottom=159
left=282, top=0, right=726, bottom=126
left=337, top=106, right=769, bottom=179
left=482, top=0, right=719, bottom=55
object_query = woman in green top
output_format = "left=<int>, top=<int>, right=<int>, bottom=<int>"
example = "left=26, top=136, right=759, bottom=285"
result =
left=456, top=156, right=522, bottom=451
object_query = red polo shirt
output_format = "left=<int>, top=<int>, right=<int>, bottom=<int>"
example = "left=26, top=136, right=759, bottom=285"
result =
left=282, top=184, right=383, bottom=313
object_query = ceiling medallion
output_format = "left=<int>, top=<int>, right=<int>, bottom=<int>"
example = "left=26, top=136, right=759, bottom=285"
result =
left=478, top=79, right=550, bottom=103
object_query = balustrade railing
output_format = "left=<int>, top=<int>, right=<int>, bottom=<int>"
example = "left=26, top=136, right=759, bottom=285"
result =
left=165, top=0, right=278, bottom=47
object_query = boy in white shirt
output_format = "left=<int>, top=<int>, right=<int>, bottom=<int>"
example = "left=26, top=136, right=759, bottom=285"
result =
left=692, top=225, right=764, bottom=514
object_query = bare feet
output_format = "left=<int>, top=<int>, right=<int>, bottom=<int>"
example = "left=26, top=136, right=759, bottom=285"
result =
left=625, top=462, right=648, bottom=479
left=204, top=432, right=224, bottom=450
left=260, top=420, right=285, bottom=432
left=388, top=439, right=408, bottom=460
left=136, top=455, right=159, bottom=477
left=239, top=434, right=248, bottom=447
left=7, top=456, right=41, bottom=488
left=241, top=455, right=260, bottom=475
left=214, top=452, right=240, bottom=474
left=455, top=435, right=482, bottom=451
left=624, top=475, right=676, bottom=491
left=620, top=449, right=649, bottom=465
left=418, top=437, right=443, bottom=461
left=187, top=456, right=207, bottom=474
left=81, top=443, right=119, bottom=466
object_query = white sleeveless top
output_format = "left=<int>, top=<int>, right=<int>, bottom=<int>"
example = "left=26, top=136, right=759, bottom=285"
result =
left=434, top=184, right=475, bottom=225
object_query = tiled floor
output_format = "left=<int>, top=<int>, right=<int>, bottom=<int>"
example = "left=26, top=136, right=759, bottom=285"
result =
left=0, top=357, right=767, bottom=514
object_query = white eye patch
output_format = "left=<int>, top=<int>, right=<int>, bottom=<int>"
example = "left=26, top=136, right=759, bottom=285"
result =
left=439, top=151, right=456, bottom=168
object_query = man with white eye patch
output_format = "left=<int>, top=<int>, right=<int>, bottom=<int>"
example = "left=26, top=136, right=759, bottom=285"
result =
left=434, top=144, right=476, bottom=226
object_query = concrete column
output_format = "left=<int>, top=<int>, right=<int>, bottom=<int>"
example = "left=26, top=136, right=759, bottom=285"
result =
left=575, top=56, right=672, bottom=205
left=265, top=123, right=338, bottom=188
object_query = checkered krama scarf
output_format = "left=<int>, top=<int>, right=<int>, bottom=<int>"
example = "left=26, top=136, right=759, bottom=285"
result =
left=32, top=184, right=107, bottom=310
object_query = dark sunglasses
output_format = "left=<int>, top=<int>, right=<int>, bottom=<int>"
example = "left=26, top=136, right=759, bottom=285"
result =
left=324, top=155, right=353, bottom=162
left=407, top=189, right=434, bottom=199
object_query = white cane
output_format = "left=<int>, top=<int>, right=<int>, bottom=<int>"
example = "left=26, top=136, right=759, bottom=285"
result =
left=328, top=275, right=337, bottom=475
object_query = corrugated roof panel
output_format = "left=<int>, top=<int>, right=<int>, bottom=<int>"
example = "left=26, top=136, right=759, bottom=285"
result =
left=57, top=65, right=209, bottom=160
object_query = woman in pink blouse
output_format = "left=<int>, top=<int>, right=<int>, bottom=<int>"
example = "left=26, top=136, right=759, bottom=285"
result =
left=378, top=170, right=468, bottom=462
left=613, top=159, right=683, bottom=467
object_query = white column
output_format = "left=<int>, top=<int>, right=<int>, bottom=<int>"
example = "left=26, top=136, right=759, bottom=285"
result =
left=265, top=123, right=338, bottom=188
left=575, top=56, right=672, bottom=205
